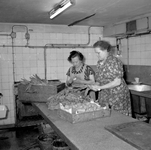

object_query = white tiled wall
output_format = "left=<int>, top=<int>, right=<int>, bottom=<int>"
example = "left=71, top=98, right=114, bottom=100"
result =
left=120, top=34, right=151, bottom=65
left=0, top=23, right=116, bottom=125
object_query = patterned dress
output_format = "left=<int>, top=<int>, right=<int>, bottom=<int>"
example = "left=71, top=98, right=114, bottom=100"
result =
left=96, top=54, right=131, bottom=116
left=66, top=64, right=95, bottom=81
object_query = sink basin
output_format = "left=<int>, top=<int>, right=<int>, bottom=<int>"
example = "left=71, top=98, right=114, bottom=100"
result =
left=128, top=84, right=151, bottom=92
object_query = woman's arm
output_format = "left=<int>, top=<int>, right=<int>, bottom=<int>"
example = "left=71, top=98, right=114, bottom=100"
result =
left=100, top=78, right=121, bottom=89
left=66, top=75, right=75, bottom=86
left=66, top=67, right=75, bottom=86
left=66, top=75, right=70, bottom=83
left=90, top=78, right=121, bottom=91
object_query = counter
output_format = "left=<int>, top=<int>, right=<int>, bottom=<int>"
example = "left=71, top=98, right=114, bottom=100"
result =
left=33, top=103, right=138, bottom=150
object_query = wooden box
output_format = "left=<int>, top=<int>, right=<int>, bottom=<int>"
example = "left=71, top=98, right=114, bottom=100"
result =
left=18, top=83, right=65, bottom=103
left=57, top=108, right=111, bottom=124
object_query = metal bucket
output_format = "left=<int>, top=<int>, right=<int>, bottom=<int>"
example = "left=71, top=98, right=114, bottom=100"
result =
left=38, top=132, right=58, bottom=150
left=52, top=139, right=69, bottom=150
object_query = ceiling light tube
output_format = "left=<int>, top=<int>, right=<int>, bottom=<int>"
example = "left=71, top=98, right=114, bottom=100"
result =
left=49, top=0, right=74, bottom=19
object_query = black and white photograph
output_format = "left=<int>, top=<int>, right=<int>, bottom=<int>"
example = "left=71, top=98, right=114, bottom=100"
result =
left=0, top=0, right=151, bottom=150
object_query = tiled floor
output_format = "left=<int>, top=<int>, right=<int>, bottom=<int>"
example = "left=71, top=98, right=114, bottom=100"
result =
left=0, top=126, right=41, bottom=150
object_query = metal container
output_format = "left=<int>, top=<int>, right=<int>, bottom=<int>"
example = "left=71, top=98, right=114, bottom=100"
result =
left=38, top=132, right=58, bottom=150
left=52, top=139, right=69, bottom=150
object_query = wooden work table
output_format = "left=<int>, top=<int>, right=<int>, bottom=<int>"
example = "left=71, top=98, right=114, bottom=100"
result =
left=33, top=103, right=139, bottom=150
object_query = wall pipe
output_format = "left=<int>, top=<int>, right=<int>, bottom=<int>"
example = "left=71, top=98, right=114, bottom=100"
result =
left=0, top=44, right=93, bottom=81
left=44, top=26, right=92, bottom=80
left=10, top=25, right=30, bottom=82
left=0, top=34, right=11, bottom=36
left=12, top=25, right=28, bottom=33
left=0, top=26, right=93, bottom=81
left=12, top=25, right=30, bottom=46
left=117, top=31, right=151, bottom=41
left=45, top=26, right=91, bottom=48
left=11, top=36, right=16, bottom=81
left=0, top=44, right=92, bottom=81
left=44, top=47, right=47, bottom=80
left=0, top=45, right=93, bottom=49
left=126, top=36, right=130, bottom=72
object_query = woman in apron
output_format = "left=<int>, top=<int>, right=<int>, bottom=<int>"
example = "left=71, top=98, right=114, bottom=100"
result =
left=66, top=51, right=95, bottom=99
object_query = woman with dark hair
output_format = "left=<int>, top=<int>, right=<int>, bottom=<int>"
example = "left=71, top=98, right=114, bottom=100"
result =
left=66, top=51, right=95, bottom=87
left=89, top=40, right=131, bottom=116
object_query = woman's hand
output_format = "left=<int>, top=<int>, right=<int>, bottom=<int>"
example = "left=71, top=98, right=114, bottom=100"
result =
left=67, top=77, right=76, bottom=84
left=66, top=77, right=76, bottom=86
left=88, top=85, right=101, bottom=91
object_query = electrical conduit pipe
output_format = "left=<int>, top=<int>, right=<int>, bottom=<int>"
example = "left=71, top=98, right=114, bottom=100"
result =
left=43, top=26, right=92, bottom=80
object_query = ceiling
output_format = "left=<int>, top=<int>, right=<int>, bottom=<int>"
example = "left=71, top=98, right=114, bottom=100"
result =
left=0, top=0, right=151, bottom=27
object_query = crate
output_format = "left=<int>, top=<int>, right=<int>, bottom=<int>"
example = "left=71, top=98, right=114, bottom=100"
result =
left=57, top=108, right=111, bottom=124
left=18, top=83, right=65, bottom=102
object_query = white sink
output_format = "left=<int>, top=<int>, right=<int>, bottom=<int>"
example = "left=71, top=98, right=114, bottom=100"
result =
left=128, top=84, right=151, bottom=92
left=0, top=105, right=7, bottom=119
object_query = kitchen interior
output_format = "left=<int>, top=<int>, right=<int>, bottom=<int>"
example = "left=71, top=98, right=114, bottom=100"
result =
left=1, top=0, right=151, bottom=150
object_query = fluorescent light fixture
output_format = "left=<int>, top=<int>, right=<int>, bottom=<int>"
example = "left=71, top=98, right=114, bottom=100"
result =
left=49, top=0, right=74, bottom=19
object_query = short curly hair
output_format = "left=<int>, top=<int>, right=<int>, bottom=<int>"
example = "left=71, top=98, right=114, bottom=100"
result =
left=67, top=51, right=85, bottom=62
left=93, top=40, right=112, bottom=52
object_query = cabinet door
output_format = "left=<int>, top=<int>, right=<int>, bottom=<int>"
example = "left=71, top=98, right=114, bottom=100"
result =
left=145, top=98, right=151, bottom=118
left=131, top=94, right=146, bottom=114
left=131, top=94, right=141, bottom=114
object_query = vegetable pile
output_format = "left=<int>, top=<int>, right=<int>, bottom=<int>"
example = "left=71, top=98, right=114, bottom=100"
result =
left=21, top=74, right=48, bottom=85
left=20, top=74, right=61, bottom=92
left=47, top=87, right=91, bottom=110
left=47, top=86, right=108, bottom=114
left=61, top=101, right=103, bottom=114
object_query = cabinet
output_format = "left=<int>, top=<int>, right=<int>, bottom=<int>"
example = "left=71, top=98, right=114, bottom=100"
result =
left=130, top=92, right=151, bottom=121
left=103, top=23, right=126, bottom=37
left=145, top=98, right=151, bottom=118
left=103, top=25, right=115, bottom=37
left=130, top=94, right=146, bottom=118
left=136, top=18, right=148, bottom=30
left=103, top=16, right=150, bottom=37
